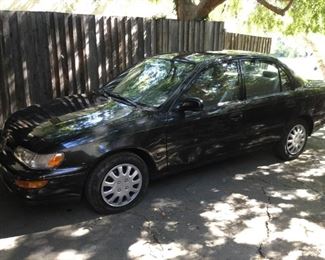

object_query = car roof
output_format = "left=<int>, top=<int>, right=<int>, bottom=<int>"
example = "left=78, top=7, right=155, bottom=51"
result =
left=154, top=50, right=278, bottom=64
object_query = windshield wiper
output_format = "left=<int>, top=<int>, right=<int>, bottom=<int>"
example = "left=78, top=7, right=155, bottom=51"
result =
left=104, top=91, right=139, bottom=108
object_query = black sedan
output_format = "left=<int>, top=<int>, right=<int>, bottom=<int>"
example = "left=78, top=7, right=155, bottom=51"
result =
left=1, top=51, right=325, bottom=213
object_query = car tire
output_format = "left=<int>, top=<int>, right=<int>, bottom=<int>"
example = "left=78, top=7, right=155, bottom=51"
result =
left=85, top=152, right=149, bottom=214
left=275, top=119, right=309, bottom=161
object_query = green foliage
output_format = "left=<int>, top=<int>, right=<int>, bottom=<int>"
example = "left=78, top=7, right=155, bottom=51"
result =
left=224, top=0, right=242, bottom=17
left=248, top=4, right=284, bottom=32
left=247, top=0, right=325, bottom=35
left=176, top=0, right=325, bottom=35
left=286, top=0, right=325, bottom=34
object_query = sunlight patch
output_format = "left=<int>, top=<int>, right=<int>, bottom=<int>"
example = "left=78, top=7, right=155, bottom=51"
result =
left=298, top=211, right=310, bottom=217
left=151, top=198, right=181, bottom=209
left=234, top=216, right=275, bottom=245
left=267, top=189, right=319, bottom=201
left=233, top=174, right=245, bottom=180
left=0, top=236, right=20, bottom=251
left=295, top=189, right=319, bottom=200
left=277, top=203, right=295, bottom=209
left=71, top=228, right=90, bottom=237
left=297, top=168, right=325, bottom=178
left=164, top=221, right=179, bottom=232
left=200, top=203, right=239, bottom=222
left=56, top=249, right=93, bottom=260
left=270, top=218, right=325, bottom=258
left=200, top=193, right=270, bottom=224
left=128, top=240, right=187, bottom=259
left=282, top=250, right=303, bottom=260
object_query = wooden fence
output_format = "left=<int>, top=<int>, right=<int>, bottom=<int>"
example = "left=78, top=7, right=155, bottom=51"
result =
left=224, top=32, right=271, bottom=52
left=0, top=11, right=272, bottom=126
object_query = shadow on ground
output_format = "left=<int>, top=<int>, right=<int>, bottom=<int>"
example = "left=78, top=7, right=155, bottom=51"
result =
left=0, top=128, right=324, bottom=260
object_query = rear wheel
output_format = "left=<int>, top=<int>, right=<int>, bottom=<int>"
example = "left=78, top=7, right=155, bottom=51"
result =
left=275, top=119, right=308, bottom=161
left=85, top=152, right=149, bottom=214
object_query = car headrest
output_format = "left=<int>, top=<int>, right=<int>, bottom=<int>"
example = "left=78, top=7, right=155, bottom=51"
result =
left=262, top=71, right=278, bottom=78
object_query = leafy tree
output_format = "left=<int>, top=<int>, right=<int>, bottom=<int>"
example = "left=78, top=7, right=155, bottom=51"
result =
left=173, top=0, right=293, bottom=21
left=248, top=0, right=325, bottom=34
left=172, top=0, right=325, bottom=35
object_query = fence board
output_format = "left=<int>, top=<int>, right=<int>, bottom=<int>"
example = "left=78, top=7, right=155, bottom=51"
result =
left=169, top=19, right=178, bottom=52
left=105, top=17, right=113, bottom=81
left=0, top=11, right=272, bottom=127
left=69, top=14, right=79, bottom=94
left=188, top=20, right=194, bottom=52
left=162, top=19, right=168, bottom=53
left=39, top=13, right=53, bottom=101
left=151, top=19, right=157, bottom=55
left=96, top=16, right=106, bottom=87
left=2, top=12, right=16, bottom=114
left=184, top=21, right=189, bottom=52
left=86, top=15, right=99, bottom=91
left=144, top=19, right=152, bottom=58
left=125, top=18, right=132, bottom=69
left=137, top=18, right=144, bottom=61
left=76, top=15, right=87, bottom=93
left=117, top=17, right=126, bottom=72
left=0, top=14, right=10, bottom=124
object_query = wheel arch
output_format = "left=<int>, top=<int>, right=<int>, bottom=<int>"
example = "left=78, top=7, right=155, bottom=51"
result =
left=89, top=147, right=158, bottom=178
left=298, top=115, right=314, bottom=135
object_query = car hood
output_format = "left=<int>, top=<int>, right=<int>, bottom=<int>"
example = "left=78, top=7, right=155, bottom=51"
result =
left=2, top=92, right=141, bottom=152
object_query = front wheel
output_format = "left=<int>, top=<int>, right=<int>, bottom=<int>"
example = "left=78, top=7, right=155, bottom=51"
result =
left=275, top=119, right=308, bottom=161
left=85, top=152, right=149, bottom=214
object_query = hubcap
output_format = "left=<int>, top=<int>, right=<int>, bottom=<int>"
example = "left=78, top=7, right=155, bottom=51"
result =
left=101, top=163, right=142, bottom=207
left=286, top=124, right=306, bottom=155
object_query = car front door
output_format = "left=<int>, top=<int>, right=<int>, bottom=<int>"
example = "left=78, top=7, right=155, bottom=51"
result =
left=166, top=60, right=246, bottom=172
left=240, top=58, right=288, bottom=149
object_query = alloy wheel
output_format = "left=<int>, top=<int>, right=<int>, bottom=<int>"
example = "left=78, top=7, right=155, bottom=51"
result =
left=101, top=163, right=142, bottom=207
left=286, top=124, right=307, bottom=155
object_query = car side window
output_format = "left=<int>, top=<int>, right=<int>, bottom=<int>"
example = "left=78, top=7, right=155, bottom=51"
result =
left=279, top=67, right=291, bottom=91
left=184, top=62, right=240, bottom=109
left=242, top=60, right=281, bottom=99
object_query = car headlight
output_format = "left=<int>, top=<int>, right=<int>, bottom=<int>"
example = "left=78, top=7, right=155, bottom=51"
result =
left=14, top=146, right=64, bottom=170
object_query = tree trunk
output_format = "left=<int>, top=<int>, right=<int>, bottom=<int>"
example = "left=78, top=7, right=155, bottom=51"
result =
left=174, top=0, right=226, bottom=20
left=256, top=0, right=294, bottom=16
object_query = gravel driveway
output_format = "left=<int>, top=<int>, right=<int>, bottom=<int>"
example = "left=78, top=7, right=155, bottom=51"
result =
left=0, top=127, right=324, bottom=260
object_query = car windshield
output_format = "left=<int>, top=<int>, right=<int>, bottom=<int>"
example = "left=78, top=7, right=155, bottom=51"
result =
left=109, top=58, right=195, bottom=107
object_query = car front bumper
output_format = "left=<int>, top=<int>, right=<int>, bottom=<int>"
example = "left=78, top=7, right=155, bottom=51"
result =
left=0, top=151, right=88, bottom=201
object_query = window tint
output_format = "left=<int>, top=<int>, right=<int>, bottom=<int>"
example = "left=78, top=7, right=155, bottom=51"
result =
left=185, top=62, right=240, bottom=108
left=242, top=60, right=280, bottom=99
left=279, top=67, right=291, bottom=91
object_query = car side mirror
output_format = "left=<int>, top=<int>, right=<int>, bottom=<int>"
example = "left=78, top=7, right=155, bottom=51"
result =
left=177, top=97, right=204, bottom=112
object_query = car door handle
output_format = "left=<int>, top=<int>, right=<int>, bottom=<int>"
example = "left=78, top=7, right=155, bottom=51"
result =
left=229, top=112, right=243, bottom=122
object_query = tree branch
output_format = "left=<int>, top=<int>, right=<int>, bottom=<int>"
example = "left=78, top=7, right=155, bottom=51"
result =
left=256, top=0, right=294, bottom=16
left=196, top=0, right=227, bottom=19
left=174, top=0, right=227, bottom=20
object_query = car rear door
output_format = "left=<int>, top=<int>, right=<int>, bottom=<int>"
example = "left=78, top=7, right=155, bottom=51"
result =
left=240, top=58, right=288, bottom=148
left=166, top=60, right=246, bottom=172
